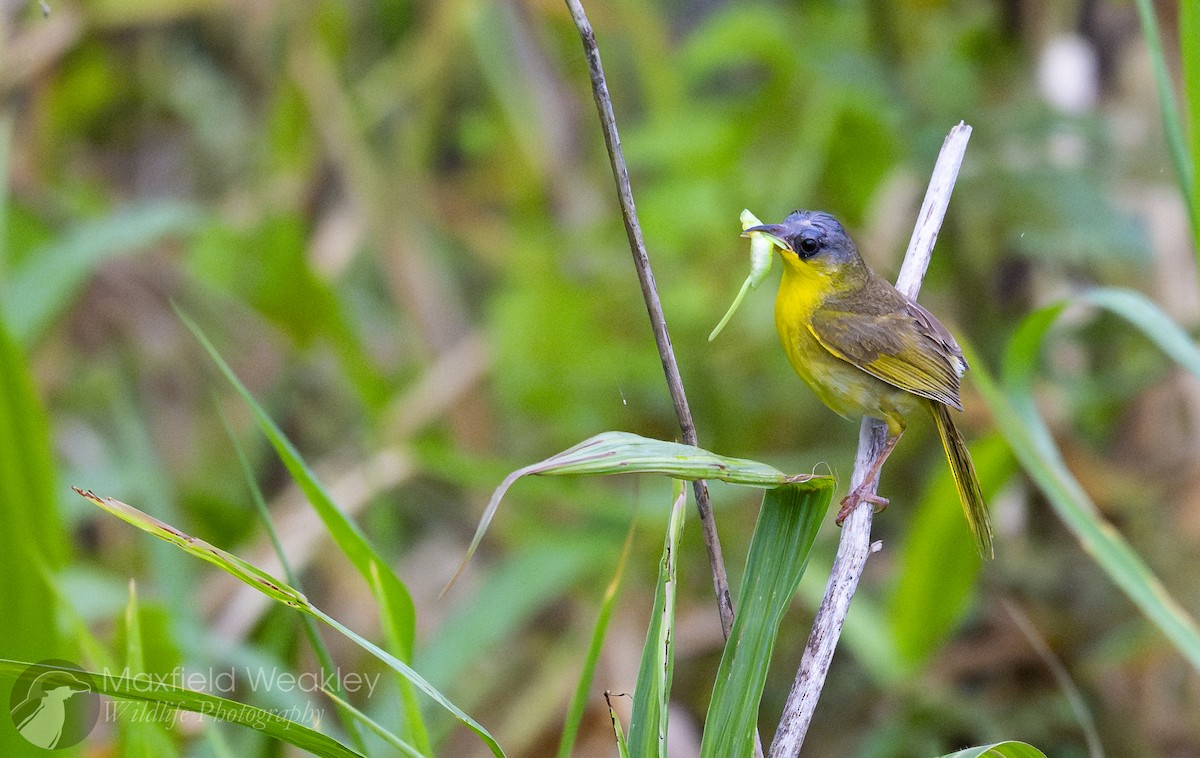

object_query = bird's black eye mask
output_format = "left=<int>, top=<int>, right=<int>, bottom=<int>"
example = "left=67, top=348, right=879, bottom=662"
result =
left=794, top=232, right=822, bottom=259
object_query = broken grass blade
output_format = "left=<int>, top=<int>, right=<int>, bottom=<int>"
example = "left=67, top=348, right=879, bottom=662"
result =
left=73, top=489, right=505, bottom=757
left=605, top=691, right=631, bottom=758
left=74, top=488, right=309, bottom=610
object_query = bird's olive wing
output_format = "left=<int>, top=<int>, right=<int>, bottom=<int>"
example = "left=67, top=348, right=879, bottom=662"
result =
left=808, top=296, right=966, bottom=410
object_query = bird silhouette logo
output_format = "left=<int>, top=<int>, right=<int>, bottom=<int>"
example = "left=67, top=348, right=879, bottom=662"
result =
left=8, top=660, right=101, bottom=750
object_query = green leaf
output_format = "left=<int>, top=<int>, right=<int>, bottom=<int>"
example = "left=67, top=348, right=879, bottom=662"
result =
left=627, top=486, right=687, bottom=758
left=448, top=431, right=831, bottom=588
left=557, top=517, right=636, bottom=758
left=607, top=692, right=631, bottom=758
left=1134, top=0, right=1197, bottom=238
left=0, top=659, right=362, bottom=758
left=118, top=581, right=180, bottom=756
left=499, top=431, right=821, bottom=485
left=181, top=312, right=429, bottom=748
left=77, top=488, right=312, bottom=609
left=0, top=202, right=202, bottom=347
left=1184, top=0, right=1200, bottom=244
left=700, top=483, right=833, bottom=758
left=123, top=581, right=144, bottom=672
left=73, top=489, right=506, bottom=756
left=181, top=312, right=417, bottom=638
left=0, top=318, right=66, bottom=676
left=974, top=287, right=1200, bottom=671
left=938, top=741, right=1048, bottom=758
left=221, top=408, right=370, bottom=754
left=368, top=561, right=432, bottom=754
left=323, top=689, right=425, bottom=758
left=309, top=608, right=506, bottom=758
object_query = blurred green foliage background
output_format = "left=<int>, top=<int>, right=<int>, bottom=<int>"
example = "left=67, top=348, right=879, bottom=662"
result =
left=1, top=0, right=1198, bottom=756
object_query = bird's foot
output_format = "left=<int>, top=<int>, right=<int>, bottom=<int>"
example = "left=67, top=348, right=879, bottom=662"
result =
left=835, top=488, right=889, bottom=526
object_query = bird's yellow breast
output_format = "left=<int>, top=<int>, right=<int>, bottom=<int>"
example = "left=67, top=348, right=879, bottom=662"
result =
left=773, top=260, right=914, bottom=430
left=772, top=255, right=829, bottom=327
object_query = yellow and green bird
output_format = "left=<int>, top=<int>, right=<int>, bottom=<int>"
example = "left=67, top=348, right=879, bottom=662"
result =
left=745, top=210, right=993, bottom=558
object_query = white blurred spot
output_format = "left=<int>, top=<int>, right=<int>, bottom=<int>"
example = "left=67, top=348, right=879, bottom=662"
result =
left=1039, top=34, right=1099, bottom=114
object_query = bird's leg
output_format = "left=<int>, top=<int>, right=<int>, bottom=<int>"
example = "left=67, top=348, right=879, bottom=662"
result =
left=835, top=433, right=900, bottom=526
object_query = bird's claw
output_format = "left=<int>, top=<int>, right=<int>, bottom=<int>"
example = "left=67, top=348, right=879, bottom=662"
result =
left=835, top=489, right=889, bottom=526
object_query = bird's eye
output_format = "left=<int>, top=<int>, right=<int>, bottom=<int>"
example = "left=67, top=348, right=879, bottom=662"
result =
left=797, top=236, right=820, bottom=256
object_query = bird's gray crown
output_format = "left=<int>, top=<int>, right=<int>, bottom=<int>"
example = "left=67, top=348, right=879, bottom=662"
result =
left=783, top=210, right=847, bottom=237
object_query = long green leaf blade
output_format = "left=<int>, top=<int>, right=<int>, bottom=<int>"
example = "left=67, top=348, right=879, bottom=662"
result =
left=939, top=741, right=1048, bottom=758
left=119, top=581, right=180, bottom=756
left=1133, top=0, right=1195, bottom=235
left=0, top=319, right=66, bottom=672
left=975, top=287, right=1200, bottom=671
left=76, top=488, right=311, bottom=609
left=221, top=408, right=370, bottom=754
left=368, top=561, right=433, bottom=754
left=557, top=515, right=636, bottom=758
left=180, top=312, right=417, bottom=644
left=1183, top=0, right=1200, bottom=243
left=181, top=312, right=429, bottom=747
left=73, top=489, right=506, bottom=756
left=448, top=431, right=831, bottom=589
left=323, top=689, right=425, bottom=758
left=310, top=608, right=506, bottom=758
left=700, top=482, right=834, bottom=758
left=627, top=487, right=687, bottom=758
left=524, top=432, right=824, bottom=485
left=0, top=659, right=362, bottom=758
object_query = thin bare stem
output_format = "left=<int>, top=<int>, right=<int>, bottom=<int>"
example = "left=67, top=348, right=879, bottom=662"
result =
left=564, top=0, right=735, bottom=638
left=1002, top=601, right=1104, bottom=758
left=769, top=122, right=973, bottom=757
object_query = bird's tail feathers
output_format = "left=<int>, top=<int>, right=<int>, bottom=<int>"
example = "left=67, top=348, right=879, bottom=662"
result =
left=929, top=400, right=994, bottom=559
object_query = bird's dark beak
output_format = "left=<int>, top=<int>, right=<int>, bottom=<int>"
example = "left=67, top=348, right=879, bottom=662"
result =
left=741, top=224, right=791, bottom=251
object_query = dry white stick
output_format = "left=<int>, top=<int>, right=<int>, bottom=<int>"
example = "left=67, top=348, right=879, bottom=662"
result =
left=768, top=122, right=972, bottom=757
